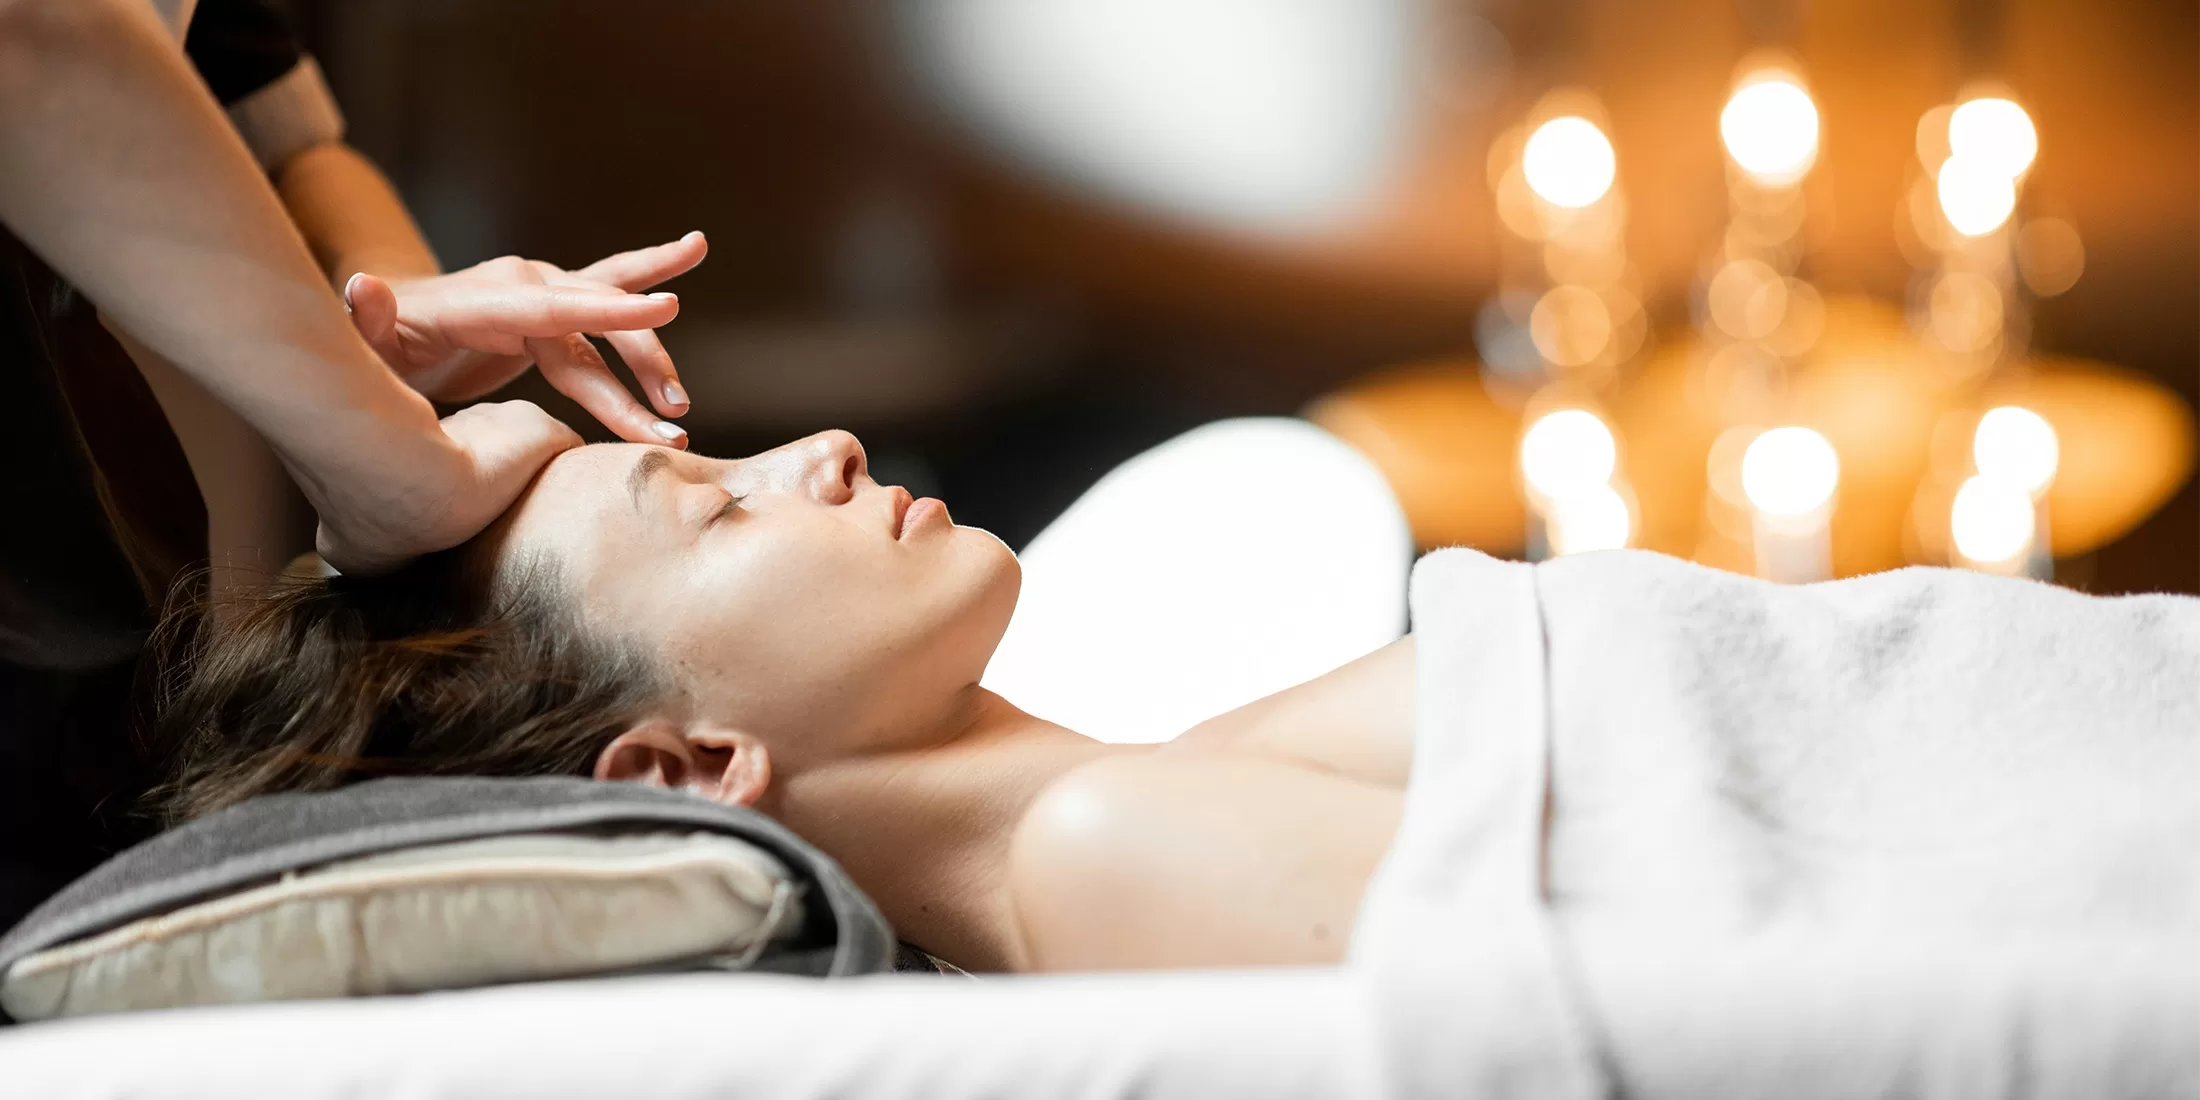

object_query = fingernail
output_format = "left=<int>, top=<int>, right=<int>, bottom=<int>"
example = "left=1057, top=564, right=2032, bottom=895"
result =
left=651, top=421, right=686, bottom=442
left=341, top=272, right=364, bottom=311
left=648, top=292, right=677, bottom=303
left=663, top=382, right=687, bottom=407
left=682, top=230, right=704, bottom=243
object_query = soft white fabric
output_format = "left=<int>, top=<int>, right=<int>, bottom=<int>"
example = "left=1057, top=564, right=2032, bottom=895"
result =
left=984, top=417, right=1411, bottom=743
left=1356, top=548, right=2200, bottom=1099
left=0, top=968, right=1390, bottom=1100
left=2, top=832, right=803, bottom=1021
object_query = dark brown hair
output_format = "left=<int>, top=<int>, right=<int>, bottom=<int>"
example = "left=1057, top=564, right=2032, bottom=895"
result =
left=147, top=545, right=669, bottom=824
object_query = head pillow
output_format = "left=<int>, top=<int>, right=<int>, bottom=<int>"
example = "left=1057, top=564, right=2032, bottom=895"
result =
left=0, top=777, right=894, bottom=1022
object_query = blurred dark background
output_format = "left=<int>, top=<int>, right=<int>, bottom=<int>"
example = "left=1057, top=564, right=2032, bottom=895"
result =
left=284, top=0, right=2194, bottom=590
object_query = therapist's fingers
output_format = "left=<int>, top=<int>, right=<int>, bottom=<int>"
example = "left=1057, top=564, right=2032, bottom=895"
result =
left=567, top=231, right=709, bottom=292
left=520, top=267, right=690, bottom=419
left=343, top=272, right=404, bottom=364
left=603, top=327, right=688, bottom=418
left=434, top=283, right=680, bottom=349
left=528, top=332, right=687, bottom=449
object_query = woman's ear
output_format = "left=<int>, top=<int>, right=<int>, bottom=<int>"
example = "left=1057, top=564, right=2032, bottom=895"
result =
left=595, top=721, right=772, bottom=808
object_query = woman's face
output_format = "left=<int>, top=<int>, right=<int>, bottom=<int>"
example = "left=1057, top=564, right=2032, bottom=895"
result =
left=492, top=430, right=1020, bottom=767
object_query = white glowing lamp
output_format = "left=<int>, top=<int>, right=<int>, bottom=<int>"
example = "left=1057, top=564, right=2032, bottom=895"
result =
left=1741, top=426, right=1840, bottom=517
left=1520, top=408, right=1618, bottom=501
left=1950, top=474, right=2037, bottom=564
left=1948, top=97, right=2037, bottom=181
left=1937, top=155, right=2018, bottom=237
left=1720, top=77, right=1819, bottom=186
left=1547, top=483, right=1632, bottom=555
left=1522, top=117, right=1616, bottom=209
left=1973, top=406, right=2059, bottom=495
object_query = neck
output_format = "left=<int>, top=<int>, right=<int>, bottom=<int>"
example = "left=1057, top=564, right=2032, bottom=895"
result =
left=759, top=688, right=1133, bottom=972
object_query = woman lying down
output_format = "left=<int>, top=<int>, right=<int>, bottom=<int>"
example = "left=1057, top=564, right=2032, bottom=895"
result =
left=153, top=429, right=2200, bottom=980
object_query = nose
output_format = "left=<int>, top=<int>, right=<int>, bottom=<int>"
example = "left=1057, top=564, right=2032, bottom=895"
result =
left=802, top=429, right=867, bottom=505
left=739, top=429, right=869, bottom=503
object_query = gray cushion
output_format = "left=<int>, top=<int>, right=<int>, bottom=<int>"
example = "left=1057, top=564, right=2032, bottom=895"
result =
left=0, top=777, right=895, bottom=1021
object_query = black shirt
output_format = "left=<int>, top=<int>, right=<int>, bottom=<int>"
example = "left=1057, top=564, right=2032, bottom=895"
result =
left=0, top=0, right=311, bottom=936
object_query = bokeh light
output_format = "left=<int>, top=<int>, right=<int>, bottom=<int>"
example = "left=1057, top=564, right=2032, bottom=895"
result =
left=1522, top=116, right=1616, bottom=209
left=1937, top=155, right=2018, bottom=236
left=1973, top=405, right=2059, bottom=494
left=1547, top=483, right=1633, bottom=555
left=1741, top=426, right=1840, bottom=516
left=1528, top=285, right=1613, bottom=367
left=1927, top=270, right=2004, bottom=353
left=1520, top=408, right=1617, bottom=501
left=1707, top=258, right=1787, bottom=340
left=1762, top=277, right=1825, bottom=357
left=2016, top=217, right=2085, bottom=296
left=1720, top=76, right=1819, bottom=186
left=1950, top=474, right=2036, bottom=563
left=1947, top=97, right=2037, bottom=180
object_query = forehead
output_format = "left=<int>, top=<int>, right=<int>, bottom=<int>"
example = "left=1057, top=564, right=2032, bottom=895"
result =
left=499, top=443, right=661, bottom=567
left=532, top=442, right=657, bottom=516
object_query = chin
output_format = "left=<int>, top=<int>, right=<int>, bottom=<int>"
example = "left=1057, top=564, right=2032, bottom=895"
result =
left=954, top=526, right=1023, bottom=651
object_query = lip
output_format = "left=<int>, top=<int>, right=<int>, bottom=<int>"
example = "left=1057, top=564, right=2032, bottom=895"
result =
left=898, top=495, right=949, bottom=539
left=889, top=486, right=913, bottom=540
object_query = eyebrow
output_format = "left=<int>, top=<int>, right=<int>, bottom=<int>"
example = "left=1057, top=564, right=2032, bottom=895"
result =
left=625, top=449, right=674, bottom=514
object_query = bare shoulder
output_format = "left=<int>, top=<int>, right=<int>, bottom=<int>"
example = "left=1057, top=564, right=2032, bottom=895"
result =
left=1007, top=751, right=1401, bottom=972
left=1167, top=634, right=1417, bottom=789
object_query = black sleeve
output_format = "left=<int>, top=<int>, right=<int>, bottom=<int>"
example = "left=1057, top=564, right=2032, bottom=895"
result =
left=183, top=0, right=306, bottom=106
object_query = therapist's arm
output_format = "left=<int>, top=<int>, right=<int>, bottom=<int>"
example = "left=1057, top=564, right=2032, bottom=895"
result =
left=0, top=0, right=611, bottom=573
left=274, top=140, right=442, bottom=286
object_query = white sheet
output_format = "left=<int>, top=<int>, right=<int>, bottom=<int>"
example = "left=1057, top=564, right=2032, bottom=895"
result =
left=0, top=968, right=1387, bottom=1099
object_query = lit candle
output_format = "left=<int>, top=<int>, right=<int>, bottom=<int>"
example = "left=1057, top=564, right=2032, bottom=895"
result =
left=1519, top=408, right=1626, bottom=559
left=1961, top=405, right=2059, bottom=578
left=1740, top=426, right=1840, bottom=582
left=1721, top=71, right=1819, bottom=188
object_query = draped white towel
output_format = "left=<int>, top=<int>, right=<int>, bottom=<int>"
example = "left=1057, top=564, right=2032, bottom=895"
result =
left=1356, top=548, right=2200, bottom=1100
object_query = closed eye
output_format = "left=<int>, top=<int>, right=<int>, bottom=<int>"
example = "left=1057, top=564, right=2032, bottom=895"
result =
left=707, top=493, right=745, bottom=527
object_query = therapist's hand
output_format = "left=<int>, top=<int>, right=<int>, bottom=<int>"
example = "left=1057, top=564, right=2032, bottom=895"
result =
left=343, top=232, right=709, bottom=448
left=311, top=399, right=583, bottom=576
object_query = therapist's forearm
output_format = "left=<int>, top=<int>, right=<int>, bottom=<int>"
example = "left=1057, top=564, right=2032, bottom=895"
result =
left=0, top=0, right=447, bottom=481
left=276, top=141, right=441, bottom=287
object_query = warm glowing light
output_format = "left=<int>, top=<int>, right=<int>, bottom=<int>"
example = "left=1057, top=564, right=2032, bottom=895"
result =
left=1763, top=277, right=1825, bottom=357
left=1707, top=258, right=1786, bottom=341
left=1522, top=116, right=1616, bottom=209
left=1973, top=406, right=2059, bottom=494
left=1937, top=155, right=2017, bottom=236
left=1520, top=408, right=1617, bottom=501
left=1950, top=474, right=2036, bottom=563
left=2017, top=218, right=2085, bottom=296
left=1741, top=426, right=1839, bottom=516
left=1528, top=285, right=1613, bottom=368
left=1948, top=97, right=2037, bottom=180
left=1547, top=483, right=1632, bottom=555
left=1720, top=77, right=1819, bottom=185
left=1927, top=271, right=2004, bottom=353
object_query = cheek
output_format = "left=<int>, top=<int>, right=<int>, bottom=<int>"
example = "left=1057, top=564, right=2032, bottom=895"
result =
left=667, top=523, right=899, bottom=665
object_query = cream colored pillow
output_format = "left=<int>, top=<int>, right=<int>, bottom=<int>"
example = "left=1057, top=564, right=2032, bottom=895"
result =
left=2, top=831, right=804, bottom=1021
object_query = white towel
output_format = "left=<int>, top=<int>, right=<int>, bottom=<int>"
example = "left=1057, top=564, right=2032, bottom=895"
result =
left=1356, top=548, right=2200, bottom=1100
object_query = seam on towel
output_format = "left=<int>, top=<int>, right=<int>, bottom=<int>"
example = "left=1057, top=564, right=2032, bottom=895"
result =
left=1533, top=561, right=1629, bottom=1100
